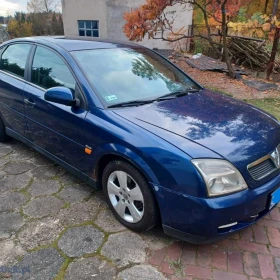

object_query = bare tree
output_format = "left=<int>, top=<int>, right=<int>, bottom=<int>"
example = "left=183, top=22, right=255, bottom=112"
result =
left=123, top=0, right=247, bottom=78
left=266, top=0, right=279, bottom=79
left=27, top=0, right=60, bottom=13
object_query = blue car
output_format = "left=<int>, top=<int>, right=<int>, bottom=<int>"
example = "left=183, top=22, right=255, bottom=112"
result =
left=0, top=37, right=279, bottom=244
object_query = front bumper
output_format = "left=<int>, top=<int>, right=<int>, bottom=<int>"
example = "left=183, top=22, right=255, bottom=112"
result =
left=158, top=173, right=280, bottom=244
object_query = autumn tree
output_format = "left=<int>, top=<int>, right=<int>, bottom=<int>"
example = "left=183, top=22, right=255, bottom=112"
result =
left=7, top=10, right=63, bottom=38
left=7, top=13, right=32, bottom=38
left=124, top=0, right=251, bottom=78
left=27, top=0, right=60, bottom=13
left=51, top=13, right=64, bottom=35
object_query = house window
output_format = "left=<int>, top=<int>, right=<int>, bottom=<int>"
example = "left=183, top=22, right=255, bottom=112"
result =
left=78, top=20, right=99, bottom=37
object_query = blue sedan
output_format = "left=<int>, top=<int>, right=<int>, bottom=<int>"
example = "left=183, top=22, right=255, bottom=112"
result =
left=0, top=37, right=279, bottom=244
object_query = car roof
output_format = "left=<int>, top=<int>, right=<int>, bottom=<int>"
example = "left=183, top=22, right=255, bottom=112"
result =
left=7, top=36, right=142, bottom=52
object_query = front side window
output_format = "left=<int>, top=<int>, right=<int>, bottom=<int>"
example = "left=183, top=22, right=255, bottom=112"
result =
left=31, top=46, right=76, bottom=91
left=78, top=20, right=99, bottom=37
left=0, top=44, right=31, bottom=78
left=72, top=48, right=200, bottom=106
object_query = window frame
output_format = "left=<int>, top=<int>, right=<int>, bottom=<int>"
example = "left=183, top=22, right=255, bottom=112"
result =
left=30, top=45, right=77, bottom=92
left=78, top=20, right=99, bottom=38
left=0, top=43, right=33, bottom=82
left=26, top=43, right=88, bottom=110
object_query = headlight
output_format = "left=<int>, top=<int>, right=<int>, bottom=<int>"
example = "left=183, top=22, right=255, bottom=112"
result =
left=191, top=159, right=248, bottom=197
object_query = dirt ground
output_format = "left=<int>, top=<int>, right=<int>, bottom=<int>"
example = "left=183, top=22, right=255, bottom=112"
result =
left=176, top=61, right=280, bottom=100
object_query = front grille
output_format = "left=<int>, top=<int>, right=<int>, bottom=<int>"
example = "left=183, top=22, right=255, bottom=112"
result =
left=248, top=158, right=277, bottom=180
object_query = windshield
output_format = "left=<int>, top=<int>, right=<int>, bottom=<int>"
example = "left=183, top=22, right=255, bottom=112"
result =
left=72, top=48, right=201, bottom=107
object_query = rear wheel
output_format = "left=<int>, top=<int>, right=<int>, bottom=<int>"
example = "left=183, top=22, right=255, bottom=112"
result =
left=102, top=160, right=159, bottom=232
left=0, top=117, right=10, bottom=142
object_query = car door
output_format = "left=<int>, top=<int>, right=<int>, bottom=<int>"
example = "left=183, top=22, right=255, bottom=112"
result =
left=23, top=45, right=88, bottom=170
left=0, top=43, right=32, bottom=136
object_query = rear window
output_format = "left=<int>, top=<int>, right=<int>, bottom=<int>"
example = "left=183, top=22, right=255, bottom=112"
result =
left=0, top=44, right=31, bottom=78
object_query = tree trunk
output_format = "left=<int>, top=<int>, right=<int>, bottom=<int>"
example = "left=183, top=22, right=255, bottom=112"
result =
left=194, top=2, right=223, bottom=58
left=221, top=0, right=235, bottom=78
left=264, top=0, right=270, bottom=13
left=272, top=0, right=279, bottom=17
left=267, top=0, right=279, bottom=79
left=267, top=27, right=280, bottom=79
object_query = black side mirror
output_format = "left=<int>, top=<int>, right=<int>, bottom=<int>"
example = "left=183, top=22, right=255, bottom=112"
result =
left=44, top=87, right=80, bottom=107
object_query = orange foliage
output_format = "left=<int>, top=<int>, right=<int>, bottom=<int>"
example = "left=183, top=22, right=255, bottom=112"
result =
left=123, top=0, right=248, bottom=42
left=123, top=0, right=173, bottom=41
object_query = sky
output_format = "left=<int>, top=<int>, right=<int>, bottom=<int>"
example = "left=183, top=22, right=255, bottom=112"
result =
left=0, top=0, right=28, bottom=16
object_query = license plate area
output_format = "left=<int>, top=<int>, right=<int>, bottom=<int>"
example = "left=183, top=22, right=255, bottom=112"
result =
left=270, top=187, right=280, bottom=209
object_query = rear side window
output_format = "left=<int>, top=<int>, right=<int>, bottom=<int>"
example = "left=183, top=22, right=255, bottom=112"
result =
left=31, top=46, right=76, bottom=91
left=0, top=44, right=31, bottom=78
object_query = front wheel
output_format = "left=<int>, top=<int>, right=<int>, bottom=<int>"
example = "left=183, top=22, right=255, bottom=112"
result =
left=102, top=160, right=159, bottom=232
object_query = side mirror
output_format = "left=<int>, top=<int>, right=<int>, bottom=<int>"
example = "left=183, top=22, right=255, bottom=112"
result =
left=44, top=87, right=80, bottom=107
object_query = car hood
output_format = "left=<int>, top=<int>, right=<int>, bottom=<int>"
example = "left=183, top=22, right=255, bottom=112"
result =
left=113, top=89, right=280, bottom=185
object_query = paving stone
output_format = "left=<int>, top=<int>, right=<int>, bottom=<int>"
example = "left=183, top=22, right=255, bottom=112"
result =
left=31, top=165, right=60, bottom=179
left=0, top=170, right=6, bottom=179
left=0, top=240, right=25, bottom=266
left=118, top=265, right=167, bottom=280
left=58, top=172, right=84, bottom=186
left=56, top=200, right=101, bottom=227
left=28, top=179, right=61, bottom=197
left=0, top=192, right=28, bottom=212
left=12, top=248, right=64, bottom=280
left=275, top=257, right=280, bottom=278
left=101, top=231, right=147, bottom=267
left=9, top=143, right=35, bottom=160
left=0, top=174, right=31, bottom=193
left=243, top=79, right=279, bottom=91
left=58, top=225, right=104, bottom=257
left=18, top=217, right=64, bottom=250
left=58, top=184, right=93, bottom=203
left=212, top=269, right=247, bottom=280
left=95, top=207, right=126, bottom=233
left=23, top=197, right=64, bottom=218
left=228, top=251, right=243, bottom=274
left=0, top=213, right=25, bottom=239
left=0, top=147, right=13, bottom=158
left=64, top=257, right=117, bottom=280
left=0, top=159, right=9, bottom=168
left=243, top=252, right=261, bottom=277
left=3, top=162, right=35, bottom=175
left=141, top=226, right=173, bottom=251
left=29, top=154, right=53, bottom=166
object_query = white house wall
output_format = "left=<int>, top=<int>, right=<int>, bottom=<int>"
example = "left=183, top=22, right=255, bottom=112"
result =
left=62, top=0, right=193, bottom=50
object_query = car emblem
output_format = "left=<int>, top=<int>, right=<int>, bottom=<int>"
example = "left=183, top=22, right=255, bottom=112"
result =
left=271, top=145, right=280, bottom=168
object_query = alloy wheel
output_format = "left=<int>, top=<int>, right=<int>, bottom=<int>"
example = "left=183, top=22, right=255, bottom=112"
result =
left=107, top=171, right=144, bottom=223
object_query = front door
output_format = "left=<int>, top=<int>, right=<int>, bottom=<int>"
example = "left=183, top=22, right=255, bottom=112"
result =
left=23, top=45, right=88, bottom=170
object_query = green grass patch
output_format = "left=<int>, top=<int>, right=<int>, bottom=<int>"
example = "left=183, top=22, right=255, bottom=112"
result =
left=244, top=98, right=280, bottom=120
left=207, top=87, right=234, bottom=97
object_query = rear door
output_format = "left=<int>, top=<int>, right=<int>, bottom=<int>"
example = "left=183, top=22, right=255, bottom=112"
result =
left=0, top=43, right=31, bottom=136
left=23, top=45, right=88, bottom=170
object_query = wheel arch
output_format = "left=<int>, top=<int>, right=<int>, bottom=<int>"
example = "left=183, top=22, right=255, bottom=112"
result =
left=94, top=151, right=159, bottom=188
left=95, top=151, right=164, bottom=225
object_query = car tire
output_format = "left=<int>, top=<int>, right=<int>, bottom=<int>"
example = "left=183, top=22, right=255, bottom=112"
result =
left=102, top=160, right=160, bottom=232
left=0, top=117, right=10, bottom=142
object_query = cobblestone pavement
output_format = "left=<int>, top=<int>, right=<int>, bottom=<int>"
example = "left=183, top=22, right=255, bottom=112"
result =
left=0, top=140, right=280, bottom=280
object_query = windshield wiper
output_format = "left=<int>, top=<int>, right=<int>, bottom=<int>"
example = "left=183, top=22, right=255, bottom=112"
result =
left=155, top=89, right=201, bottom=101
left=108, top=89, right=201, bottom=108
left=108, top=100, right=154, bottom=108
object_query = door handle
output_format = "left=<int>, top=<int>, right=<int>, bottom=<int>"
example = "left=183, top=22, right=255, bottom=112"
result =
left=24, top=99, right=36, bottom=108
